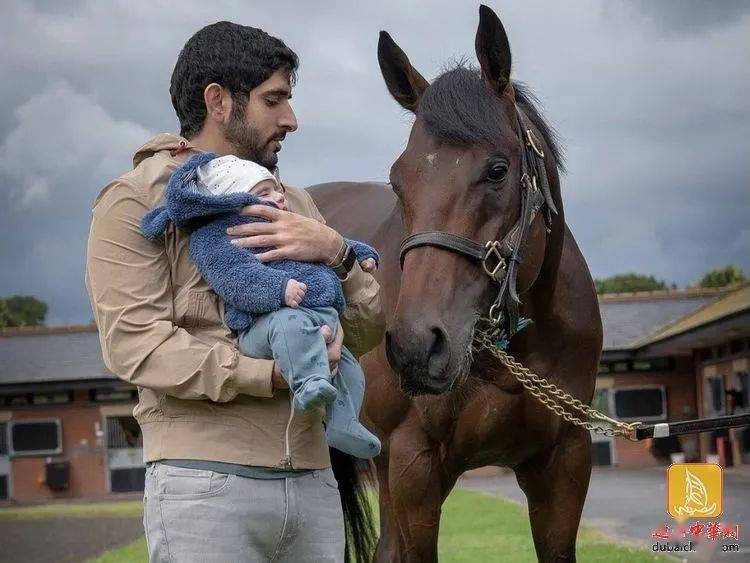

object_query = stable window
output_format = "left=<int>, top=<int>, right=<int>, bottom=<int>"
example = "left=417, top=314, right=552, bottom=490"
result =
left=0, top=422, right=7, bottom=500
left=738, top=372, right=749, bottom=411
left=591, top=434, right=614, bottom=466
left=90, top=387, right=137, bottom=402
left=110, top=468, right=145, bottom=493
left=705, top=376, right=724, bottom=416
left=612, top=386, right=666, bottom=421
left=0, top=422, right=7, bottom=455
left=107, top=416, right=142, bottom=449
left=105, top=416, right=144, bottom=493
left=9, top=419, right=62, bottom=456
left=3, top=394, right=31, bottom=407
left=32, top=392, right=72, bottom=406
left=631, top=358, right=673, bottom=372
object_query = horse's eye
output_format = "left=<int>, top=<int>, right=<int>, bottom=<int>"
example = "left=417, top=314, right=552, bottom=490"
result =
left=487, top=163, right=508, bottom=183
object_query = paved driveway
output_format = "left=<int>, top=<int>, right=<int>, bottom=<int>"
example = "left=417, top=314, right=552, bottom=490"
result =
left=0, top=515, right=143, bottom=563
left=460, top=467, right=750, bottom=561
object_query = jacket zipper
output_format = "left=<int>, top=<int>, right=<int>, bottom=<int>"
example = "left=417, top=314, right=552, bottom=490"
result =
left=282, top=392, right=295, bottom=469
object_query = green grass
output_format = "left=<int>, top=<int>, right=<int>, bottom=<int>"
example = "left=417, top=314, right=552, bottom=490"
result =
left=89, top=538, right=147, bottom=563
left=3, top=490, right=667, bottom=562
left=437, top=489, right=666, bottom=562
left=0, top=500, right=142, bottom=520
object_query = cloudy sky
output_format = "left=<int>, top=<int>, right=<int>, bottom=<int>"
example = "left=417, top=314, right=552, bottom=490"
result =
left=0, top=1, right=748, bottom=325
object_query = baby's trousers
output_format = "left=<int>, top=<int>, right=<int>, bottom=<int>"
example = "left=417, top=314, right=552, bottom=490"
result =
left=239, top=306, right=380, bottom=459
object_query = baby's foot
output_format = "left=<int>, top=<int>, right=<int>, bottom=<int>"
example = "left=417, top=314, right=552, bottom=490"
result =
left=293, top=378, right=337, bottom=411
left=326, top=420, right=382, bottom=459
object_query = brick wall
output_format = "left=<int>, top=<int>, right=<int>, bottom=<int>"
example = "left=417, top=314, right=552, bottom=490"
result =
left=610, top=357, right=699, bottom=468
left=9, top=401, right=107, bottom=502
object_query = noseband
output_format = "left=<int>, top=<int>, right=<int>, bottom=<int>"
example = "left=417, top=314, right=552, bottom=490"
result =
left=399, top=107, right=558, bottom=342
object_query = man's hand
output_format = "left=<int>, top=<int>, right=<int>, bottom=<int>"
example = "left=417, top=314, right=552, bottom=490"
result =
left=271, top=364, right=289, bottom=390
left=321, top=323, right=344, bottom=376
left=360, top=258, right=377, bottom=273
left=284, top=279, right=307, bottom=308
left=228, top=205, right=342, bottom=264
left=271, top=322, right=345, bottom=391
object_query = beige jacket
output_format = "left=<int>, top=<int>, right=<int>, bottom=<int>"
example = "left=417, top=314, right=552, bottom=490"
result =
left=86, top=134, right=384, bottom=469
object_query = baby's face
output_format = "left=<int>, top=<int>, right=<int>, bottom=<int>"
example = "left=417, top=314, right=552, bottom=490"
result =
left=251, top=179, right=288, bottom=211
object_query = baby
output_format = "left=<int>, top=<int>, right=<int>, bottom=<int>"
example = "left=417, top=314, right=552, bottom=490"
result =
left=141, top=153, right=381, bottom=459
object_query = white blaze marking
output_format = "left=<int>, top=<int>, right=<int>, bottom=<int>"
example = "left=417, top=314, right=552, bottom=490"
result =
left=426, top=153, right=437, bottom=166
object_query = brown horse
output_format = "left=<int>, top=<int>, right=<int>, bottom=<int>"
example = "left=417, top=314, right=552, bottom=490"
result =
left=311, top=6, right=601, bottom=561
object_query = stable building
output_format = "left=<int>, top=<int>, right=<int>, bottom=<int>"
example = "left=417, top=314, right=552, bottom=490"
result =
left=595, top=285, right=750, bottom=468
left=1, top=285, right=748, bottom=502
left=0, top=325, right=142, bottom=503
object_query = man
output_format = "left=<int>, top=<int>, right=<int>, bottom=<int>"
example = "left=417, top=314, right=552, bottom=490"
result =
left=86, top=22, right=383, bottom=562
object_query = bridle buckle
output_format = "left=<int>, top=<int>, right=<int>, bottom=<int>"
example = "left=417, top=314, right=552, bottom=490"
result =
left=525, top=128, right=545, bottom=159
left=531, top=175, right=540, bottom=193
left=483, top=241, right=507, bottom=280
left=488, top=302, right=503, bottom=326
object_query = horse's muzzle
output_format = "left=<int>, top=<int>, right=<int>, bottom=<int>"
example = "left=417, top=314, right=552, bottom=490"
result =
left=384, top=324, right=453, bottom=395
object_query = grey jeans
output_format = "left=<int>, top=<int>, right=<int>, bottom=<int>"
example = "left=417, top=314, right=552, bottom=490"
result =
left=143, top=462, right=345, bottom=562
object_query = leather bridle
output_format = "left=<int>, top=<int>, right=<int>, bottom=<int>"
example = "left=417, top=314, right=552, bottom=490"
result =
left=398, top=107, right=558, bottom=342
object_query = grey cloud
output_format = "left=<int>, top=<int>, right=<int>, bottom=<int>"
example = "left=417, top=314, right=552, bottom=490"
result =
left=28, top=0, right=88, bottom=15
left=624, top=0, right=750, bottom=34
left=0, top=0, right=748, bottom=324
left=0, top=80, right=151, bottom=324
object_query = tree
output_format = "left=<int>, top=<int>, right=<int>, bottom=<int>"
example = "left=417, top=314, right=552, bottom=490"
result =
left=594, top=273, right=670, bottom=295
left=690, top=265, right=746, bottom=289
left=0, top=295, right=48, bottom=327
left=0, top=300, right=9, bottom=328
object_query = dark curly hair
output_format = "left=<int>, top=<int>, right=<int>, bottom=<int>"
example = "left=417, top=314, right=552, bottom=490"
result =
left=170, top=21, right=299, bottom=139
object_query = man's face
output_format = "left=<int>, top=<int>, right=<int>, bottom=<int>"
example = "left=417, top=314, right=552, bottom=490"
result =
left=224, top=68, right=298, bottom=169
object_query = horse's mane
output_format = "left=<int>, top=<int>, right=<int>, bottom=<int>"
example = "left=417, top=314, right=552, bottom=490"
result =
left=417, top=62, right=565, bottom=172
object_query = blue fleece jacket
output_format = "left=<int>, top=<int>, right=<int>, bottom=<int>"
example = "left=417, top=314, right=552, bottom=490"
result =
left=141, top=152, right=379, bottom=332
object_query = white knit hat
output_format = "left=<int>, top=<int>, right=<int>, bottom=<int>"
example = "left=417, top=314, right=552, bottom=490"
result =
left=196, top=155, right=278, bottom=196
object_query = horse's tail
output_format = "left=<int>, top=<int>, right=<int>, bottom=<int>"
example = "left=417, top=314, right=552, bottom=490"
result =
left=330, top=447, right=377, bottom=562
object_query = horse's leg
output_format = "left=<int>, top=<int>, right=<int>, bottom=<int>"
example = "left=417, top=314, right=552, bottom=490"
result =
left=374, top=454, right=405, bottom=562
left=514, top=426, right=592, bottom=562
left=388, top=420, right=454, bottom=562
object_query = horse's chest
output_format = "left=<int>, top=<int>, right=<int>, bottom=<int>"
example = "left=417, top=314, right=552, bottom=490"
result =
left=415, top=377, right=559, bottom=469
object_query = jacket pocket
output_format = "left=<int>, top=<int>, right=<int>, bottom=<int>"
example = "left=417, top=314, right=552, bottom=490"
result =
left=179, top=289, right=223, bottom=330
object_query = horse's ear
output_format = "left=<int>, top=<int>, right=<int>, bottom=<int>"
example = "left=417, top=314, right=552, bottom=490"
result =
left=378, top=31, right=429, bottom=112
left=475, top=5, right=512, bottom=96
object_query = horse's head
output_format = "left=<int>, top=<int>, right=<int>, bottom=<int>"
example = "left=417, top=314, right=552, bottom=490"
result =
left=380, top=6, right=561, bottom=396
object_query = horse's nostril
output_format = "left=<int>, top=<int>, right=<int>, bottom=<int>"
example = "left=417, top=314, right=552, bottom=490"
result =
left=385, top=323, right=451, bottom=388
left=427, top=326, right=450, bottom=379
left=428, top=327, right=445, bottom=357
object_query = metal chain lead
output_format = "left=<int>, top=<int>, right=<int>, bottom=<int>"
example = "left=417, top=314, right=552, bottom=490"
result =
left=473, top=329, right=641, bottom=440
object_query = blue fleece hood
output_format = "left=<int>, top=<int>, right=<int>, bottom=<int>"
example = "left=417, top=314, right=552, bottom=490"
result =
left=141, top=152, right=273, bottom=239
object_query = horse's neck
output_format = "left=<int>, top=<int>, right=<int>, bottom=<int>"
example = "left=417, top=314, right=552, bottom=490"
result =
left=527, top=171, right=566, bottom=308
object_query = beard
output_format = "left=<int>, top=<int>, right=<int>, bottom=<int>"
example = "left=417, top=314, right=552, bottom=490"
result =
left=224, top=101, right=280, bottom=170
